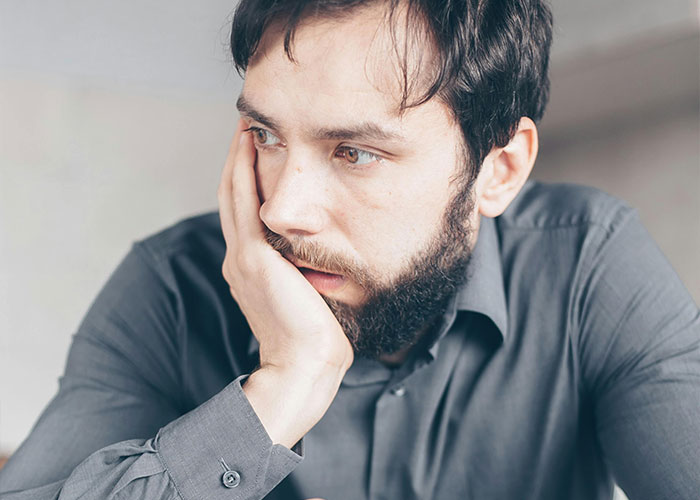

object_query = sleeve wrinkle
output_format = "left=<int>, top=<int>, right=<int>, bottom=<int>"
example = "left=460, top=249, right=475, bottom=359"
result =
left=69, top=325, right=179, bottom=411
left=570, top=206, right=638, bottom=396
left=132, top=241, right=188, bottom=413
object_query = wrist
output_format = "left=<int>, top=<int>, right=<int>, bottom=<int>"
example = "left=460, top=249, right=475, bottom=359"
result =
left=258, top=341, right=354, bottom=378
left=242, top=364, right=345, bottom=448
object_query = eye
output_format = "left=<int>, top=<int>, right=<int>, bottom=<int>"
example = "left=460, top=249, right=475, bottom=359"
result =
left=335, top=146, right=381, bottom=166
left=246, top=127, right=281, bottom=147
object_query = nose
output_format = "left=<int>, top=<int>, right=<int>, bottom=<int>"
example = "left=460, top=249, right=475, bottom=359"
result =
left=258, top=154, right=328, bottom=238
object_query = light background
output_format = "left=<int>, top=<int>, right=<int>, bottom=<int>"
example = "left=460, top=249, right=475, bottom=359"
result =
left=1, top=2, right=698, bottom=498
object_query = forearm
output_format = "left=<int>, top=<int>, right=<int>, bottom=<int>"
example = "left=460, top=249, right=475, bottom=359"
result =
left=0, top=438, right=175, bottom=500
left=0, top=376, right=303, bottom=500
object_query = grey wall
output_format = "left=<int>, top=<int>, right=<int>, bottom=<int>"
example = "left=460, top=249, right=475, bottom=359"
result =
left=550, top=0, right=697, bottom=58
left=1, top=10, right=698, bottom=500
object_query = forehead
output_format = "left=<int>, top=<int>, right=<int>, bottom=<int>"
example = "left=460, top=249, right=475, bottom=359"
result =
left=242, top=4, right=455, bottom=138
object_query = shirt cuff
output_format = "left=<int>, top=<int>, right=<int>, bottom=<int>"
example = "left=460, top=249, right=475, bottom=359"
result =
left=155, top=374, right=303, bottom=500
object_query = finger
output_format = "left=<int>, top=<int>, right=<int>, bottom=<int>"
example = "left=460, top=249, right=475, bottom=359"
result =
left=231, top=124, right=265, bottom=239
left=218, top=118, right=247, bottom=247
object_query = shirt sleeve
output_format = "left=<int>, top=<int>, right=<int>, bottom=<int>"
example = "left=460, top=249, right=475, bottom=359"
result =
left=0, top=243, right=302, bottom=499
left=574, top=208, right=700, bottom=500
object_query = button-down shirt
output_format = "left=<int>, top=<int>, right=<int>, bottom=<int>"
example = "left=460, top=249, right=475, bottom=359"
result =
left=1, top=181, right=699, bottom=500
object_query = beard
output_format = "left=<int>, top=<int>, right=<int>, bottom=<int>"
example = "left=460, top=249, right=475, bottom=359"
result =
left=265, top=175, right=476, bottom=360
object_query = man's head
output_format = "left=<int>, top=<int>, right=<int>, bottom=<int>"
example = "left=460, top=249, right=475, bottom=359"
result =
left=229, top=0, right=552, bottom=358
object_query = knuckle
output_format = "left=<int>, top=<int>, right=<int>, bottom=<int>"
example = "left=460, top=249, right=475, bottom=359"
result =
left=231, top=190, right=245, bottom=211
left=236, top=248, right=256, bottom=274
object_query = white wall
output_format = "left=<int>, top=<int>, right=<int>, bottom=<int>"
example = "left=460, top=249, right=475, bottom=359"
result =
left=0, top=0, right=243, bottom=454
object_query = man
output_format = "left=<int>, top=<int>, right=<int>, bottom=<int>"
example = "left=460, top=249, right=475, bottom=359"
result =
left=1, top=0, right=698, bottom=499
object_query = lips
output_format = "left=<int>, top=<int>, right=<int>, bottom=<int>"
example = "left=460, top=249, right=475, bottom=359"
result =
left=287, top=257, right=347, bottom=294
left=286, top=256, right=335, bottom=275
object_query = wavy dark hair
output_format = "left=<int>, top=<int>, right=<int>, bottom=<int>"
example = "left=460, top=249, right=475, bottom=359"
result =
left=230, top=0, right=553, bottom=180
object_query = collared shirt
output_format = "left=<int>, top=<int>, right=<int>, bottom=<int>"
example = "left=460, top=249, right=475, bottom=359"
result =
left=1, top=181, right=699, bottom=500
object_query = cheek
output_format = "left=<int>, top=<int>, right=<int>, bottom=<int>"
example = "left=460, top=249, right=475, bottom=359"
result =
left=338, top=172, right=453, bottom=272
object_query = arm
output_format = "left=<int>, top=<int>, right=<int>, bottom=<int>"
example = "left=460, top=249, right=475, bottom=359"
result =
left=576, top=208, right=700, bottom=500
left=0, top=243, right=301, bottom=500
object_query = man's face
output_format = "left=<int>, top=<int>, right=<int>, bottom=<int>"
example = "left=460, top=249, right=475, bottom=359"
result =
left=238, top=7, right=479, bottom=358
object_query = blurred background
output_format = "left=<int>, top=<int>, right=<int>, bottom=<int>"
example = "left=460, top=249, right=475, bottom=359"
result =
left=0, top=1, right=698, bottom=496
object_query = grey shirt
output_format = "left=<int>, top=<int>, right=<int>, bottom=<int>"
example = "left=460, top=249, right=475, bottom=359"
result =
left=1, top=181, right=699, bottom=500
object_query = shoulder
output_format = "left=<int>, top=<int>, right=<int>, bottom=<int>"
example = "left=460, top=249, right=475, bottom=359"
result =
left=495, top=180, right=642, bottom=293
left=498, top=180, right=635, bottom=233
left=135, top=211, right=224, bottom=264
left=496, top=180, right=641, bottom=279
left=494, top=181, right=646, bottom=344
left=112, top=211, right=227, bottom=300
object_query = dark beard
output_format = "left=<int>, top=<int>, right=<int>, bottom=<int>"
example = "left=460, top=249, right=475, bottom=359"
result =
left=266, top=175, right=476, bottom=360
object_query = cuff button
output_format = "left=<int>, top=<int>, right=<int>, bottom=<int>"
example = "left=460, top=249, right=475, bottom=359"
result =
left=222, top=470, right=241, bottom=488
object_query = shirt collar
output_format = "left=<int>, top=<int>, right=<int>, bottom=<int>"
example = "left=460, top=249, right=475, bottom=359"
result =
left=247, top=216, right=508, bottom=359
left=421, top=215, right=507, bottom=359
left=454, top=215, right=508, bottom=341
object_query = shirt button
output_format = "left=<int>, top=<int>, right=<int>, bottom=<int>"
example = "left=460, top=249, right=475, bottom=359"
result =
left=391, top=385, right=406, bottom=397
left=222, top=470, right=241, bottom=488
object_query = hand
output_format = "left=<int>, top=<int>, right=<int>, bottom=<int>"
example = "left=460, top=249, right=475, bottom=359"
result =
left=217, top=119, right=354, bottom=447
left=218, top=119, right=353, bottom=375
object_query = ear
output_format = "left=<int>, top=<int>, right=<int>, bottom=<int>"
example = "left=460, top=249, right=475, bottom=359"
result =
left=474, top=117, right=538, bottom=218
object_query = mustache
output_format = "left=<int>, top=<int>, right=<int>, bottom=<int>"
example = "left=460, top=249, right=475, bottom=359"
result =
left=263, top=227, right=378, bottom=290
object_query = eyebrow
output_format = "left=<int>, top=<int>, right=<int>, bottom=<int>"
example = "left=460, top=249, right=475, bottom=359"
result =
left=236, top=94, right=406, bottom=144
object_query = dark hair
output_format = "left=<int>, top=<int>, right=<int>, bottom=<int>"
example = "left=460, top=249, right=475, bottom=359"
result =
left=230, top=0, right=553, bottom=180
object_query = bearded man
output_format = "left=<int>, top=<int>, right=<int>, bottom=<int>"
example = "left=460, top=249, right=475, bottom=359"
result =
left=1, top=1, right=699, bottom=499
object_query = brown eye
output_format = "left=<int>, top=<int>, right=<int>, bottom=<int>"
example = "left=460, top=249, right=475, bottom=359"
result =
left=336, top=146, right=380, bottom=166
left=249, top=127, right=281, bottom=147
left=254, top=129, right=267, bottom=143
left=343, top=147, right=359, bottom=163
